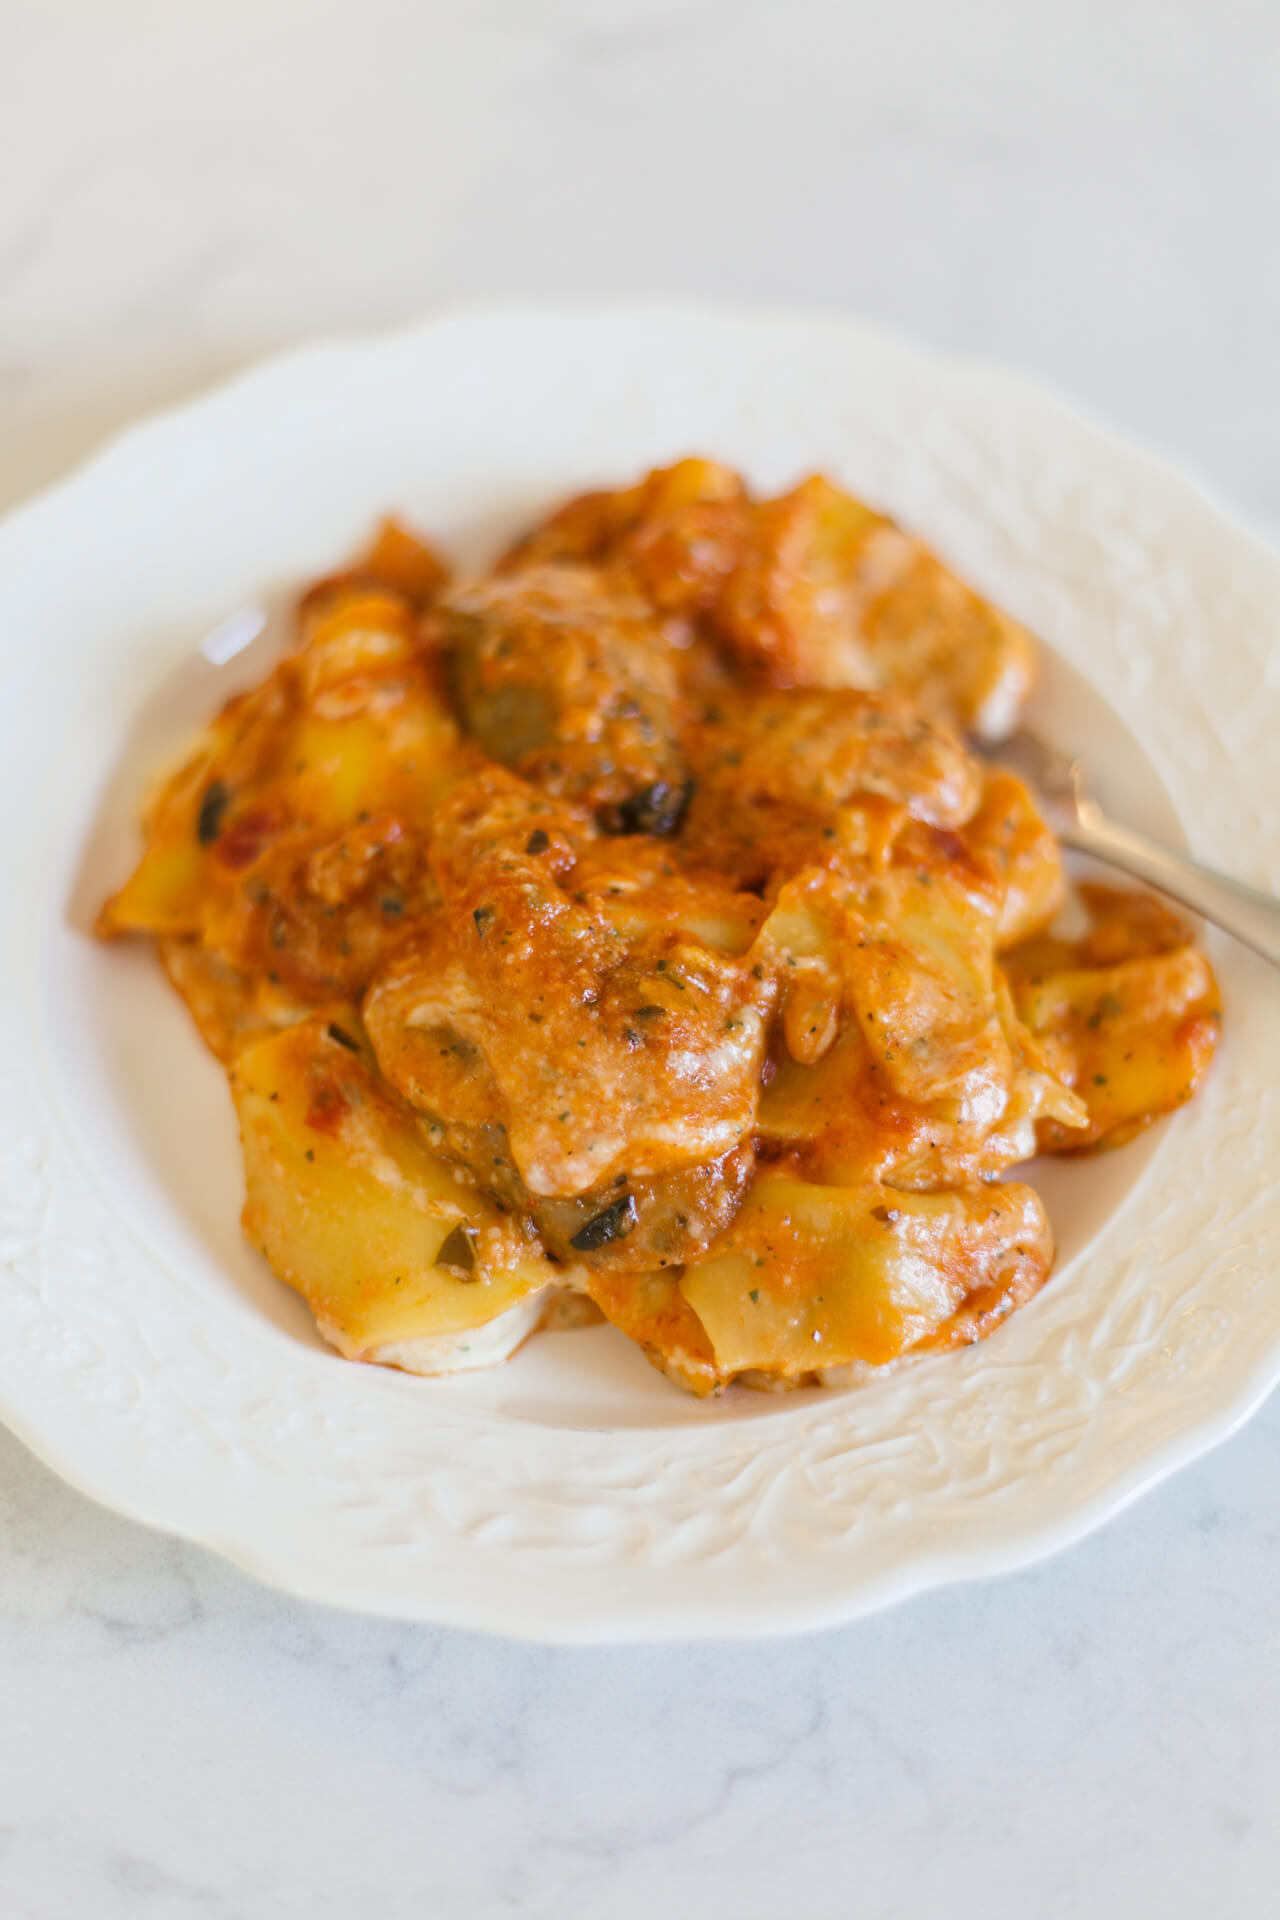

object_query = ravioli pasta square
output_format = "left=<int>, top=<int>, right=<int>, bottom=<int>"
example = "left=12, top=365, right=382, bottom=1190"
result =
left=97, top=463, right=1220, bottom=1394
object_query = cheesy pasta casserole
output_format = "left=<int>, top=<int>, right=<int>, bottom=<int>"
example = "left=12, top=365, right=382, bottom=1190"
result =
left=97, top=461, right=1220, bottom=1394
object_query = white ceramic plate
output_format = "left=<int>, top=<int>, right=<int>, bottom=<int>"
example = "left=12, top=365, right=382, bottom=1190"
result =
left=1, top=305, right=1277, bottom=1642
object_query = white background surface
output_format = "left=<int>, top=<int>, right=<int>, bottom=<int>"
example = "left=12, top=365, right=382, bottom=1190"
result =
left=1, top=3, right=1278, bottom=1915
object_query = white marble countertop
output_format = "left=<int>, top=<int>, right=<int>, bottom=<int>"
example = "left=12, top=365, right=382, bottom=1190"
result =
left=2, top=2, right=1278, bottom=1913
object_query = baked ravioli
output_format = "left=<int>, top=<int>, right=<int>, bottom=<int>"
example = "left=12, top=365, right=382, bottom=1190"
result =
left=97, top=467, right=1220, bottom=1393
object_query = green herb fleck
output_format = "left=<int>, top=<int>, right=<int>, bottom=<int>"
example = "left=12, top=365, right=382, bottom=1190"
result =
left=196, top=780, right=229, bottom=845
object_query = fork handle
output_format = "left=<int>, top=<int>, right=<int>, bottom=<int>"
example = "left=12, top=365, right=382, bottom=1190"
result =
left=1060, top=809, right=1280, bottom=969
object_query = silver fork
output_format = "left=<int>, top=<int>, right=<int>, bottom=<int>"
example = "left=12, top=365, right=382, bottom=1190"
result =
left=984, top=731, right=1280, bottom=969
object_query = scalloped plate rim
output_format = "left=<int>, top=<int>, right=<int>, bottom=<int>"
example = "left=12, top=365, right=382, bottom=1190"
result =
left=0, top=300, right=1276, bottom=1642
left=1, top=1307, right=1277, bottom=1644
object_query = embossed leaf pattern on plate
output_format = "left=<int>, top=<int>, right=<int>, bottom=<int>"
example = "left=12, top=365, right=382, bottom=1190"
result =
left=0, top=307, right=1275, bottom=1640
